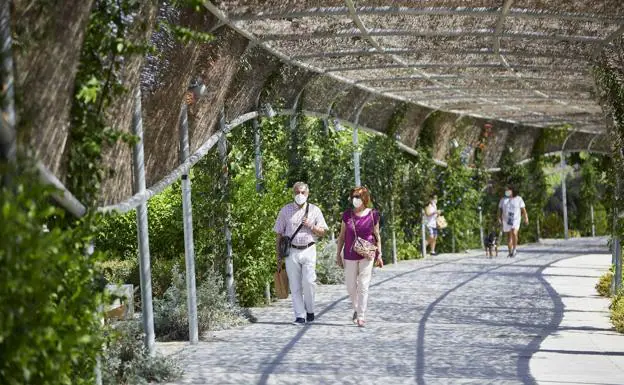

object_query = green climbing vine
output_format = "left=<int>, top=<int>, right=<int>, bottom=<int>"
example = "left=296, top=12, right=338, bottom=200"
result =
left=593, top=58, right=624, bottom=236
left=386, top=102, right=409, bottom=136
left=418, top=110, right=439, bottom=151
left=67, top=0, right=148, bottom=205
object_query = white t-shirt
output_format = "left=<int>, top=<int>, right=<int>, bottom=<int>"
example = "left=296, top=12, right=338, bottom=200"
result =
left=425, top=202, right=437, bottom=228
left=499, top=196, right=526, bottom=228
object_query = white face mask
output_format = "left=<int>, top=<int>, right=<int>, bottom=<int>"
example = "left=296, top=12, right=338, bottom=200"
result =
left=294, top=193, right=307, bottom=206
left=352, top=197, right=363, bottom=209
left=505, top=190, right=512, bottom=197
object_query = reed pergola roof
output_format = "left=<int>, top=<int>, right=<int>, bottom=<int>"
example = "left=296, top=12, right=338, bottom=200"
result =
left=209, top=0, right=624, bottom=135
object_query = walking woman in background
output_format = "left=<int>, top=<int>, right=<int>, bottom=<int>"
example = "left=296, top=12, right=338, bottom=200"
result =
left=424, top=195, right=442, bottom=256
left=498, top=185, right=529, bottom=257
left=336, top=186, right=383, bottom=327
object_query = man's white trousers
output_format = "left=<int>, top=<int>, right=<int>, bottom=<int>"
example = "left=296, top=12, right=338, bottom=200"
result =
left=285, top=245, right=316, bottom=318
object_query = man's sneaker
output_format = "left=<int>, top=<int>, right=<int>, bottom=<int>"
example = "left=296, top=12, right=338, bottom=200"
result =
left=292, top=317, right=306, bottom=325
left=512, top=248, right=518, bottom=257
left=306, top=313, right=315, bottom=323
left=430, top=251, right=437, bottom=256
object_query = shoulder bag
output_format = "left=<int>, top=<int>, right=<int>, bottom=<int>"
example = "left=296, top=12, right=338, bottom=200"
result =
left=350, top=210, right=378, bottom=260
left=436, top=215, right=448, bottom=229
left=278, top=203, right=309, bottom=258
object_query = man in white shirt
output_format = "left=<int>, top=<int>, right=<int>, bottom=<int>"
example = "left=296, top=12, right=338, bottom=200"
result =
left=498, top=185, right=529, bottom=257
left=274, top=182, right=328, bottom=325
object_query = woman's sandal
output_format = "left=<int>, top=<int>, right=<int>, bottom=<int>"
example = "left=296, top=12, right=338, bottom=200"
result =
left=357, top=319, right=365, bottom=327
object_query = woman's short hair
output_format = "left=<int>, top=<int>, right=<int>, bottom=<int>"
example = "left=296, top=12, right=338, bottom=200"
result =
left=350, top=186, right=371, bottom=207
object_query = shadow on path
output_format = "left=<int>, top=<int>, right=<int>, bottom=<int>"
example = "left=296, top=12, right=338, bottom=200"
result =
left=257, top=258, right=463, bottom=385
left=414, top=251, right=572, bottom=385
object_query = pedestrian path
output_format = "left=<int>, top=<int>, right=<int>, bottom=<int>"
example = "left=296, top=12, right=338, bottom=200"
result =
left=530, top=251, right=624, bottom=385
left=162, top=237, right=623, bottom=385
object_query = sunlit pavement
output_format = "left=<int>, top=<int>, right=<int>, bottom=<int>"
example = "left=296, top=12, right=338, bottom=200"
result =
left=161, top=237, right=624, bottom=385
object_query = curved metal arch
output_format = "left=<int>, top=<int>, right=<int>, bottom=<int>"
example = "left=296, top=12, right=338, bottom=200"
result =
left=322, top=83, right=353, bottom=131
left=561, top=131, right=576, bottom=153
left=587, top=133, right=600, bottom=152
left=288, top=87, right=306, bottom=130
left=98, top=108, right=605, bottom=215
left=418, top=108, right=441, bottom=133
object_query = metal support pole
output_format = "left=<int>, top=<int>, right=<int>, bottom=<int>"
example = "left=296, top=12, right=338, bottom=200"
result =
left=452, top=227, right=456, bottom=253
left=178, top=103, right=198, bottom=344
left=590, top=203, right=596, bottom=237
left=392, top=229, right=397, bottom=264
left=0, top=1, right=16, bottom=184
left=353, top=127, right=361, bottom=187
left=253, top=114, right=270, bottom=304
left=421, top=209, right=427, bottom=257
left=561, top=152, right=569, bottom=240
left=613, top=208, right=618, bottom=268
left=219, top=111, right=235, bottom=303
left=352, top=98, right=369, bottom=187
left=89, top=241, right=103, bottom=385
left=536, top=217, right=541, bottom=242
left=131, top=89, right=155, bottom=355
left=615, top=237, right=622, bottom=294
left=253, top=116, right=264, bottom=193
left=478, top=206, right=484, bottom=248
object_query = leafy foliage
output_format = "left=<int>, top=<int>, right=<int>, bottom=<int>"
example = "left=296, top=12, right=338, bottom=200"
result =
left=596, top=269, right=614, bottom=297
left=67, top=0, right=147, bottom=205
left=579, top=155, right=603, bottom=235
left=316, top=240, right=344, bottom=285
left=611, top=290, right=624, bottom=333
left=153, top=266, right=248, bottom=341
left=0, top=171, right=106, bottom=385
left=436, top=147, right=481, bottom=252
left=101, top=320, right=182, bottom=385
left=593, top=58, right=624, bottom=238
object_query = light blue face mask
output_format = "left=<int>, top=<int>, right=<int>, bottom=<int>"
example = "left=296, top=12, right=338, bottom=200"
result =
left=505, top=190, right=512, bottom=197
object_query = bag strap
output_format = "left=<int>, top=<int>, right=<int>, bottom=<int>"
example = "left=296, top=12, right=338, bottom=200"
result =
left=349, top=212, right=358, bottom=252
left=289, top=203, right=310, bottom=241
left=350, top=209, right=377, bottom=250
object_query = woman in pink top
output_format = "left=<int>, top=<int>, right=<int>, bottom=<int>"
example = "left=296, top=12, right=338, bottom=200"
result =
left=335, top=186, right=383, bottom=327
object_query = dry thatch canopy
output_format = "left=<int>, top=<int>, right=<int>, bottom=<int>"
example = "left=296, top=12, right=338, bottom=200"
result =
left=210, top=0, right=624, bottom=135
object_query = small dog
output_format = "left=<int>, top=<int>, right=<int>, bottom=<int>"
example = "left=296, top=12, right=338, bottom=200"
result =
left=484, top=231, right=498, bottom=257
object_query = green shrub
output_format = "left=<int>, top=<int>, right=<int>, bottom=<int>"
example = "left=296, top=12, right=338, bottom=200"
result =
left=611, top=290, right=624, bottom=333
left=316, top=240, right=343, bottom=285
left=567, top=229, right=581, bottom=238
left=101, top=320, right=182, bottom=385
left=0, top=177, right=106, bottom=385
left=541, top=212, right=564, bottom=238
left=153, top=265, right=248, bottom=341
left=396, top=239, right=423, bottom=261
left=100, top=258, right=137, bottom=285
left=596, top=271, right=614, bottom=297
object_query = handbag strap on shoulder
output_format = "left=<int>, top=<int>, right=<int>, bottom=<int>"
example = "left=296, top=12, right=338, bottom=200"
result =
left=289, top=203, right=310, bottom=240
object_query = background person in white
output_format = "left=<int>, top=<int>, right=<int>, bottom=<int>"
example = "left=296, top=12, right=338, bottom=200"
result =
left=425, top=195, right=442, bottom=256
left=498, top=185, right=529, bottom=257
left=274, top=182, right=328, bottom=325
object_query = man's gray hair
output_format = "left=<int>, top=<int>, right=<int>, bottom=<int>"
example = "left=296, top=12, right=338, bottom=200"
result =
left=292, top=182, right=309, bottom=193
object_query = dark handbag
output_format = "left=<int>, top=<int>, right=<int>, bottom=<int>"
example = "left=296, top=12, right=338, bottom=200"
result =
left=350, top=210, right=378, bottom=261
left=278, top=203, right=309, bottom=258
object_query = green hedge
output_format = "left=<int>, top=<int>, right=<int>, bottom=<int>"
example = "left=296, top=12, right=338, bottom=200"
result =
left=0, top=176, right=106, bottom=385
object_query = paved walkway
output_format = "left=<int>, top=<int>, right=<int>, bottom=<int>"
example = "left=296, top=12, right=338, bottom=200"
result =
left=162, top=237, right=624, bottom=385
